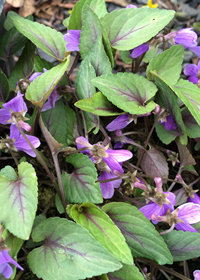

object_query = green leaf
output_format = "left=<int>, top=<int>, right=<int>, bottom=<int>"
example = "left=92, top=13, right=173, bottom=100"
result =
left=65, top=106, right=78, bottom=145
left=70, top=202, right=133, bottom=265
left=162, top=230, right=200, bottom=261
left=79, top=6, right=103, bottom=59
left=108, top=263, right=144, bottom=280
left=62, top=153, right=103, bottom=204
left=147, top=45, right=184, bottom=85
left=92, top=73, right=157, bottom=115
left=9, top=40, right=35, bottom=90
left=89, top=0, right=108, bottom=18
left=85, top=35, right=112, bottom=76
left=75, top=91, right=121, bottom=116
left=143, top=45, right=158, bottom=63
left=119, top=50, right=133, bottom=64
left=26, top=57, right=70, bottom=108
left=34, top=55, right=53, bottom=72
left=0, top=165, right=17, bottom=180
left=68, top=0, right=92, bottom=30
left=41, top=99, right=68, bottom=147
left=28, top=217, right=122, bottom=280
left=0, top=23, right=28, bottom=59
left=102, top=202, right=173, bottom=265
left=173, top=79, right=200, bottom=126
left=182, top=108, right=200, bottom=138
left=0, top=68, right=9, bottom=101
left=4, top=11, right=33, bottom=31
left=9, top=11, right=67, bottom=61
left=75, top=59, right=99, bottom=132
left=0, top=162, right=38, bottom=239
left=101, top=7, right=175, bottom=50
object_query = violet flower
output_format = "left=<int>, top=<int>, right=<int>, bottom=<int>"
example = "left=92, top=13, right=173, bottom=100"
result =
left=29, top=69, right=59, bottom=112
left=126, top=4, right=137, bottom=9
left=129, top=43, right=149, bottom=59
left=138, top=177, right=176, bottom=223
left=106, top=113, right=132, bottom=132
left=159, top=116, right=177, bottom=131
left=0, top=249, right=23, bottom=279
left=76, top=136, right=132, bottom=198
left=64, top=30, right=81, bottom=52
left=0, top=91, right=30, bottom=131
left=194, top=270, right=200, bottom=280
left=165, top=28, right=200, bottom=57
left=98, top=171, right=122, bottom=199
left=174, top=203, right=200, bottom=232
left=188, top=192, right=200, bottom=204
left=10, top=124, right=40, bottom=157
left=184, top=61, right=200, bottom=84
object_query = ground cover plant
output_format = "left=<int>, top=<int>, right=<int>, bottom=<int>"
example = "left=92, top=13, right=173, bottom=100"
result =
left=0, top=0, right=200, bottom=279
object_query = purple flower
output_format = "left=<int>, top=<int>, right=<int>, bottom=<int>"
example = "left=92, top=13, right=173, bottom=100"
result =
left=139, top=177, right=176, bottom=223
left=194, top=270, right=200, bottom=280
left=184, top=61, right=200, bottom=85
left=76, top=136, right=132, bottom=198
left=29, top=69, right=59, bottom=112
left=126, top=4, right=137, bottom=9
left=129, top=43, right=149, bottom=59
left=188, top=192, right=200, bottom=204
left=175, top=202, right=200, bottom=232
left=64, top=30, right=81, bottom=52
left=0, top=91, right=31, bottom=131
left=174, top=28, right=197, bottom=49
left=106, top=113, right=133, bottom=131
left=98, top=171, right=122, bottom=199
left=0, top=249, right=23, bottom=279
left=10, top=124, right=40, bottom=157
left=159, top=116, right=177, bottom=131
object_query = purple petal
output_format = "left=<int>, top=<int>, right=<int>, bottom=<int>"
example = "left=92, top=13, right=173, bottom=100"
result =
left=139, top=202, right=162, bottom=221
left=174, top=28, right=197, bottom=48
left=103, top=155, right=124, bottom=173
left=0, top=250, right=23, bottom=271
left=177, top=202, right=200, bottom=224
left=106, top=149, right=133, bottom=163
left=175, top=221, right=197, bottom=232
left=29, top=72, right=42, bottom=82
left=164, top=191, right=176, bottom=209
left=126, top=4, right=137, bottom=9
left=184, top=64, right=198, bottom=76
left=188, top=75, right=199, bottom=84
left=10, top=124, right=20, bottom=140
left=98, top=171, right=122, bottom=199
left=3, top=92, right=27, bottom=113
left=114, top=142, right=123, bottom=149
left=189, top=46, right=200, bottom=57
left=159, top=116, right=177, bottom=131
left=14, top=134, right=41, bottom=157
left=129, top=43, right=149, bottom=59
left=75, top=136, right=91, bottom=154
left=0, top=263, right=13, bottom=279
left=64, top=30, right=81, bottom=52
left=106, top=113, right=132, bottom=131
left=0, top=108, right=11, bottom=125
left=193, top=270, right=200, bottom=280
left=41, top=89, right=59, bottom=112
left=188, top=193, right=200, bottom=204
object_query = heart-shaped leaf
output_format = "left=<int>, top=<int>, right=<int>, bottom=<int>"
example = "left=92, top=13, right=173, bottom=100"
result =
left=0, top=162, right=38, bottom=239
left=9, top=11, right=67, bottom=61
left=92, top=73, right=157, bottom=115
left=101, top=7, right=175, bottom=50
left=28, top=217, right=122, bottom=280
left=70, top=202, right=133, bottom=265
left=102, top=202, right=173, bottom=265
